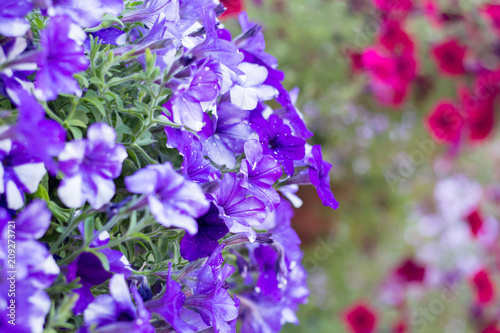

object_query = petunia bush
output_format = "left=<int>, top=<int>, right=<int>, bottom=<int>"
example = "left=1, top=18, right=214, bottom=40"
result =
left=0, top=1, right=338, bottom=332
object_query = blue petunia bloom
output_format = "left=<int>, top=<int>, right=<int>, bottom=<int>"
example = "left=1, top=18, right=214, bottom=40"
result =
left=58, top=123, right=127, bottom=209
left=180, top=203, right=228, bottom=261
left=125, top=162, right=209, bottom=235
left=35, top=15, right=89, bottom=101
left=308, top=145, right=339, bottom=209
left=0, top=0, right=32, bottom=37
left=83, top=274, right=155, bottom=333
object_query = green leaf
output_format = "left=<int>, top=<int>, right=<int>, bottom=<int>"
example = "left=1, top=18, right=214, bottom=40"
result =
left=69, top=126, right=82, bottom=139
left=34, top=184, right=50, bottom=202
left=81, top=91, right=106, bottom=117
left=67, top=119, right=88, bottom=128
left=84, top=217, right=95, bottom=246
left=90, top=250, right=110, bottom=271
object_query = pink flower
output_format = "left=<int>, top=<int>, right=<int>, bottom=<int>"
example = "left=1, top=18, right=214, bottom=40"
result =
left=372, top=0, right=413, bottom=20
left=342, top=302, right=378, bottom=333
left=466, top=209, right=484, bottom=237
left=471, top=269, right=495, bottom=304
left=394, top=258, right=426, bottom=283
left=426, top=100, right=465, bottom=143
left=482, top=4, right=500, bottom=35
left=431, top=39, right=467, bottom=75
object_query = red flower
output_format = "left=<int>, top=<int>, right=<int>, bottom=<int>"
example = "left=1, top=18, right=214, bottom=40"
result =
left=342, top=303, right=378, bottom=333
left=426, top=100, right=465, bottom=143
left=471, top=269, right=495, bottom=304
left=466, top=209, right=484, bottom=237
left=431, top=39, right=467, bottom=75
left=220, top=0, right=243, bottom=19
left=483, top=4, right=500, bottom=36
left=395, top=258, right=426, bottom=283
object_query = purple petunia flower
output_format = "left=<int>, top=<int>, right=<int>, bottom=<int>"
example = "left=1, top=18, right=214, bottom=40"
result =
left=122, top=0, right=178, bottom=28
left=308, top=145, right=339, bottom=209
left=145, top=263, right=195, bottom=332
left=189, top=8, right=244, bottom=74
left=239, top=139, right=282, bottom=209
left=0, top=0, right=33, bottom=37
left=13, top=91, right=66, bottom=171
left=163, top=60, right=221, bottom=131
left=35, top=15, right=89, bottom=101
left=252, top=114, right=306, bottom=176
left=38, top=0, right=124, bottom=28
left=83, top=274, right=155, bottom=333
left=0, top=142, right=46, bottom=210
left=202, top=102, right=253, bottom=168
left=0, top=201, right=59, bottom=333
left=180, top=245, right=240, bottom=333
left=57, top=122, right=127, bottom=209
left=212, top=173, right=266, bottom=242
left=180, top=203, right=228, bottom=261
left=178, top=136, right=221, bottom=183
left=125, top=162, right=209, bottom=235
left=68, top=225, right=132, bottom=314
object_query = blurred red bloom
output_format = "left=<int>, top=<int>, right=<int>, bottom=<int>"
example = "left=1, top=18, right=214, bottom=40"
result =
left=426, top=100, right=465, bottom=143
left=483, top=4, right=500, bottom=35
left=471, top=269, right=495, bottom=304
left=431, top=39, right=467, bottom=75
left=395, top=258, right=426, bottom=283
left=466, top=209, right=484, bottom=237
left=342, top=303, right=378, bottom=333
left=220, top=0, right=243, bottom=19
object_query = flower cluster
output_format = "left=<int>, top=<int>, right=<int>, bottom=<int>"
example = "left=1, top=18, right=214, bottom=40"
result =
left=0, top=1, right=337, bottom=332
left=349, top=0, right=500, bottom=151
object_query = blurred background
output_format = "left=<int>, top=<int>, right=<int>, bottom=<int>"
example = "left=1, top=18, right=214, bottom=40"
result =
left=223, top=0, right=500, bottom=332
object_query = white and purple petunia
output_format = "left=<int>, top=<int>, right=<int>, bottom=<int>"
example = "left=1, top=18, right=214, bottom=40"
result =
left=58, top=122, right=127, bottom=209
left=125, top=162, right=209, bottom=235
left=37, top=0, right=124, bottom=28
left=0, top=0, right=33, bottom=37
left=0, top=140, right=46, bottom=210
left=229, top=62, right=277, bottom=111
left=35, top=15, right=89, bottom=101
left=83, top=274, right=154, bottom=333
